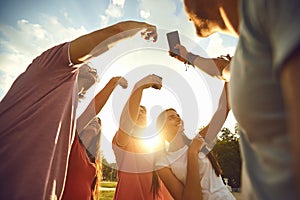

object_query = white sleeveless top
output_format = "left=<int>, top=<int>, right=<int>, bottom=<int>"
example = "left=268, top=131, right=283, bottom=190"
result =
left=156, top=145, right=235, bottom=200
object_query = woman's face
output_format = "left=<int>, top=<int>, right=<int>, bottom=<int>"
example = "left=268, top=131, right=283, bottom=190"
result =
left=162, top=110, right=183, bottom=142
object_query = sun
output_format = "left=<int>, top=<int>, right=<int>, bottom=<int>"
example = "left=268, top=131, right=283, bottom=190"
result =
left=141, top=135, right=164, bottom=153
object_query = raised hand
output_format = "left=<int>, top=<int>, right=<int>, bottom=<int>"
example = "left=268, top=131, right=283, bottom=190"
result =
left=135, top=74, right=162, bottom=90
left=109, top=76, right=128, bottom=89
left=141, top=26, right=158, bottom=42
left=169, top=44, right=193, bottom=65
left=117, top=77, right=128, bottom=89
left=189, top=135, right=205, bottom=154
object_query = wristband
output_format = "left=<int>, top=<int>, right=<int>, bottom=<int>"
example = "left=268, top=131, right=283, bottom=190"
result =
left=186, top=52, right=198, bottom=65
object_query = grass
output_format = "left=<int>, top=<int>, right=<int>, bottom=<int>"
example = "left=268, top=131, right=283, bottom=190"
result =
left=99, top=191, right=241, bottom=200
left=98, top=181, right=241, bottom=200
left=100, top=181, right=117, bottom=188
left=99, top=182, right=116, bottom=200
left=100, top=191, right=115, bottom=200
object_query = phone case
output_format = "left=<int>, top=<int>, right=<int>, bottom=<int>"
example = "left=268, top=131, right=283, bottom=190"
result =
left=166, top=31, right=181, bottom=55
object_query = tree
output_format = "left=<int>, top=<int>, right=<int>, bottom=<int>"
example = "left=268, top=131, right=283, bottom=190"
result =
left=101, top=153, right=118, bottom=181
left=212, top=125, right=241, bottom=188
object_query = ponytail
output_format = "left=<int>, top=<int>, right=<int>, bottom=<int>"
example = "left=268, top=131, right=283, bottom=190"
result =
left=183, top=133, right=223, bottom=176
left=151, top=171, right=160, bottom=199
left=201, top=146, right=223, bottom=176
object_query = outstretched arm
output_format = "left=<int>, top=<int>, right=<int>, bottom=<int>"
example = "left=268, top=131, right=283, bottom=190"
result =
left=115, top=74, right=162, bottom=147
left=77, top=76, right=127, bottom=133
left=198, top=82, right=230, bottom=143
left=70, top=21, right=157, bottom=64
left=171, top=44, right=231, bottom=81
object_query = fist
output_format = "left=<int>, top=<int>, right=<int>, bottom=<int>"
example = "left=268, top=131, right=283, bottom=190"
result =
left=136, top=74, right=162, bottom=90
left=118, top=77, right=128, bottom=89
left=111, top=76, right=128, bottom=89
left=141, top=26, right=158, bottom=42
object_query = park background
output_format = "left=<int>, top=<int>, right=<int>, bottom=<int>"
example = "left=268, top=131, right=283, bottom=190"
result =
left=0, top=0, right=241, bottom=199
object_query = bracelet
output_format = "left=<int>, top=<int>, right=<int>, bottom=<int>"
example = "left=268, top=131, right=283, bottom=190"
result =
left=186, top=52, right=198, bottom=65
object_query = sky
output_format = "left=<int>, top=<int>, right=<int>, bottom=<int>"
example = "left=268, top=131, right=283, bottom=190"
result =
left=0, top=0, right=238, bottom=162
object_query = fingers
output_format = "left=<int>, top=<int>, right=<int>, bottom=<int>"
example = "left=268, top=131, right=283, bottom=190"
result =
left=118, top=77, right=128, bottom=89
left=169, top=51, right=188, bottom=63
left=146, top=74, right=162, bottom=90
left=136, top=74, right=162, bottom=90
left=174, top=44, right=182, bottom=49
left=141, top=27, right=158, bottom=42
left=111, top=76, right=128, bottom=89
left=150, top=74, right=162, bottom=89
left=168, top=44, right=189, bottom=65
left=169, top=51, right=177, bottom=58
left=189, top=137, right=205, bottom=153
left=174, top=44, right=188, bottom=58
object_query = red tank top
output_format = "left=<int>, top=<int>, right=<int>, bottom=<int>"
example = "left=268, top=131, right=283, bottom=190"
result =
left=62, top=135, right=96, bottom=200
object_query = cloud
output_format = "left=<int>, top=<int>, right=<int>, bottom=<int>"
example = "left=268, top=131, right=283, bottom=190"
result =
left=104, top=0, right=126, bottom=19
left=99, top=0, right=126, bottom=27
left=138, top=0, right=196, bottom=39
left=206, top=33, right=236, bottom=57
left=140, top=10, right=150, bottom=19
left=112, top=0, right=125, bottom=7
left=99, top=15, right=110, bottom=27
left=0, top=16, right=87, bottom=99
left=105, top=4, right=124, bottom=18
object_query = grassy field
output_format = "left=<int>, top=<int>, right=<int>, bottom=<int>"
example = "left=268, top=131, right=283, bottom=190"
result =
left=101, top=182, right=117, bottom=188
left=100, top=191, right=115, bottom=200
left=99, top=182, right=241, bottom=200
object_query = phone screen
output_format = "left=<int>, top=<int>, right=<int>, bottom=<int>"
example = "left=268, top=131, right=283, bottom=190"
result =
left=166, top=31, right=181, bottom=56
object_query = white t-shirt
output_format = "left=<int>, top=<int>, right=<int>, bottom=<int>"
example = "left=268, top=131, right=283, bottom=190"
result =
left=156, top=145, right=235, bottom=200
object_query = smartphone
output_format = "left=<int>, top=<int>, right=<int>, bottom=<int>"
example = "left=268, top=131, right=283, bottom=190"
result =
left=166, top=31, right=181, bottom=56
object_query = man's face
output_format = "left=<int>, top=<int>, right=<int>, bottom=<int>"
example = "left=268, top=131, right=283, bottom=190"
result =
left=184, top=0, right=225, bottom=37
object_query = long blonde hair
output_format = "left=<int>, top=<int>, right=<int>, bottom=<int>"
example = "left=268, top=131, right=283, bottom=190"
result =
left=78, top=117, right=102, bottom=200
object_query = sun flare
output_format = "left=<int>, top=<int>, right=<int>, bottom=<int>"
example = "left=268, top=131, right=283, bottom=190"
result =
left=142, top=135, right=164, bottom=153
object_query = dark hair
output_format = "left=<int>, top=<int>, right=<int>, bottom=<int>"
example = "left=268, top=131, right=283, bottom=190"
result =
left=201, top=145, right=223, bottom=176
left=155, top=108, right=176, bottom=133
left=181, top=133, right=222, bottom=176
left=150, top=171, right=161, bottom=199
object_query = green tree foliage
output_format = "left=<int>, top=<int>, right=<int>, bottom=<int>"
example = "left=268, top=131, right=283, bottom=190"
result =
left=101, top=154, right=118, bottom=181
left=212, top=125, right=241, bottom=188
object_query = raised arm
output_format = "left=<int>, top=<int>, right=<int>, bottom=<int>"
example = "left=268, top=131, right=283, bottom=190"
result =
left=77, top=76, right=127, bottom=133
left=171, top=44, right=231, bottom=81
left=69, top=21, right=157, bottom=64
left=115, top=74, right=162, bottom=147
left=198, top=82, right=230, bottom=143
